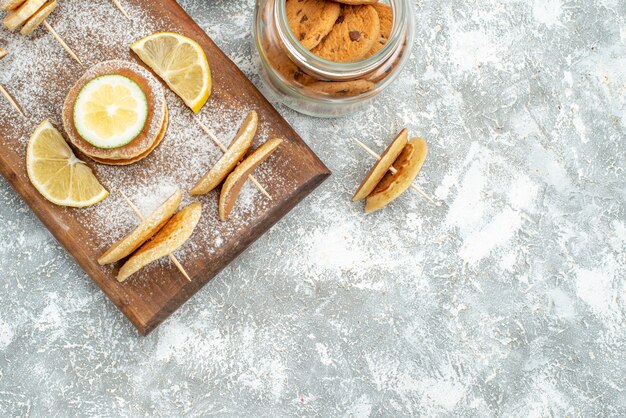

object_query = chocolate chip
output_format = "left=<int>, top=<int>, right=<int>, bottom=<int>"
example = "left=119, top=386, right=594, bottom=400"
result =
left=300, top=15, right=308, bottom=23
left=349, top=31, right=361, bottom=41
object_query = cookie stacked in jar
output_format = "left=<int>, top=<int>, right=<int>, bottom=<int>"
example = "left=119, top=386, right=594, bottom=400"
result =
left=253, top=0, right=415, bottom=117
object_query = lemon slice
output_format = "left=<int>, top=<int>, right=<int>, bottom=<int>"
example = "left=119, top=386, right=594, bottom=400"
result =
left=27, top=120, right=109, bottom=207
left=73, top=74, right=148, bottom=149
left=131, top=32, right=211, bottom=113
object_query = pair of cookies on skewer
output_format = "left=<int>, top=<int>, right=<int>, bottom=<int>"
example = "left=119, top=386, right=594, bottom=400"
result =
left=353, top=129, right=430, bottom=213
left=190, top=110, right=282, bottom=221
left=2, top=0, right=82, bottom=63
left=98, top=191, right=201, bottom=282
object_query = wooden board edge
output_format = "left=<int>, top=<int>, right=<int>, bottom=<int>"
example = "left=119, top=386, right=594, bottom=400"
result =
left=0, top=149, right=148, bottom=332
left=0, top=0, right=334, bottom=336
left=138, top=169, right=330, bottom=335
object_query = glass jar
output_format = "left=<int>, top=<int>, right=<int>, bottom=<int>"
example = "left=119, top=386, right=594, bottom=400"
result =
left=252, top=0, right=415, bottom=118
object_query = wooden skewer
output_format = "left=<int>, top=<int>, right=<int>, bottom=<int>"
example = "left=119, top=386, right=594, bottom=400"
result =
left=352, top=137, right=439, bottom=206
left=194, top=117, right=273, bottom=200
left=0, top=49, right=24, bottom=116
left=0, top=84, right=25, bottom=116
left=43, top=20, right=82, bottom=65
left=120, top=191, right=192, bottom=282
left=110, top=0, right=130, bottom=19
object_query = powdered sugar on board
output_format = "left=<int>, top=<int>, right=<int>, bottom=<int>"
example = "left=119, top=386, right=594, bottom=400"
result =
left=0, top=0, right=303, bottom=282
left=0, top=1, right=157, bottom=130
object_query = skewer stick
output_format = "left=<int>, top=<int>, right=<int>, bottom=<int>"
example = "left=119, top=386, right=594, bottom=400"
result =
left=43, top=20, right=82, bottom=65
left=110, top=0, right=130, bottom=19
left=120, top=191, right=192, bottom=282
left=194, top=117, right=273, bottom=200
left=352, top=137, right=439, bottom=206
left=0, top=84, right=25, bottom=117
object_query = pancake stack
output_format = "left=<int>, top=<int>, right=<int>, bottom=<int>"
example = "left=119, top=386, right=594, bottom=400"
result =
left=62, top=60, right=167, bottom=165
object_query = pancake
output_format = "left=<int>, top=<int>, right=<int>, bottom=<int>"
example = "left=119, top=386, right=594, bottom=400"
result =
left=62, top=60, right=166, bottom=162
left=89, top=101, right=168, bottom=166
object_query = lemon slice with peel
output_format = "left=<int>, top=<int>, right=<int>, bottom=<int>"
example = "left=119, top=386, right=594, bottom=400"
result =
left=73, top=74, right=148, bottom=149
left=27, top=120, right=109, bottom=207
left=131, top=32, right=211, bottom=113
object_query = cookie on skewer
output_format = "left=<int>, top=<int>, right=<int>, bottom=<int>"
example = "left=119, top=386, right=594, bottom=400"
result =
left=219, top=138, right=282, bottom=221
left=97, top=189, right=197, bottom=282
left=118, top=191, right=194, bottom=282
left=2, top=0, right=82, bottom=64
left=352, top=132, right=437, bottom=212
left=193, top=113, right=272, bottom=200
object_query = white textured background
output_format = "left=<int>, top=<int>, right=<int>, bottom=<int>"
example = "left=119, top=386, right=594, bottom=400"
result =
left=1, top=0, right=625, bottom=416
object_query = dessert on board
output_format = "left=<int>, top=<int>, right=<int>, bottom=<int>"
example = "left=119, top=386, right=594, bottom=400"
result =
left=62, top=60, right=168, bottom=165
left=2, top=0, right=82, bottom=63
left=190, top=111, right=259, bottom=196
left=97, top=190, right=183, bottom=265
left=0, top=0, right=430, bottom=334
left=2, top=16, right=287, bottom=285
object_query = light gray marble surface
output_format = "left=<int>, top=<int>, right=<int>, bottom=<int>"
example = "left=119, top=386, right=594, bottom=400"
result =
left=1, top=0, right=625, bottom=416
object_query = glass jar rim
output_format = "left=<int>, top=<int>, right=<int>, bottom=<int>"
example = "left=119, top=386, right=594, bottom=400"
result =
left=274, top=0, right=412, bottom=80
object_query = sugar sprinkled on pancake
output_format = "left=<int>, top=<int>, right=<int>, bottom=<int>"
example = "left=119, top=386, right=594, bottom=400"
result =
left=62, top=60, right=166, bottom=162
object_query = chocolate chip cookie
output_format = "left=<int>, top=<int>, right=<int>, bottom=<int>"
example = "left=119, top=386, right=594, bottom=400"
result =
left=312, top=5, right=381, bottom=62
left=265, top=40, right=315, bottom=86
left=286, top=0, right=341, bottom=50
left=307, top=79, right=375, bottom=96
left=367, top=3, right=393, bottom=56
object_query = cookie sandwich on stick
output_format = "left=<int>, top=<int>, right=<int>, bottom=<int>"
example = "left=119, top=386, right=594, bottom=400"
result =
left=194, top=112, right=272, bottom=200
left=352, top=129, right=434, bottom=213
left=119, top=191, right=192, bottom=282
left=116, top=201, right=202, bottom=282
left=190, top=111, right=282, bottom=221
left=353, top=136, right=436, bottom=205
left=2, top=0, right=82, bottom=64
left=97, top=189, right=202, bottom=283
left=218, top=138, right=282, bottom=221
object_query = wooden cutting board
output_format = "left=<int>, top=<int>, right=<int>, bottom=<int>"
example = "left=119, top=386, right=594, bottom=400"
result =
left=0, top=0, right=330, bottom=335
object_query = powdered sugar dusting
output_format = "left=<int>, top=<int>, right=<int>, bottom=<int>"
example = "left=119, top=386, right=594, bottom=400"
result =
left=0, top=1, right=158, bottom=129
left=0, top=1, right=316, bottom=284
left=1, top=0, right=624, bottom=416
